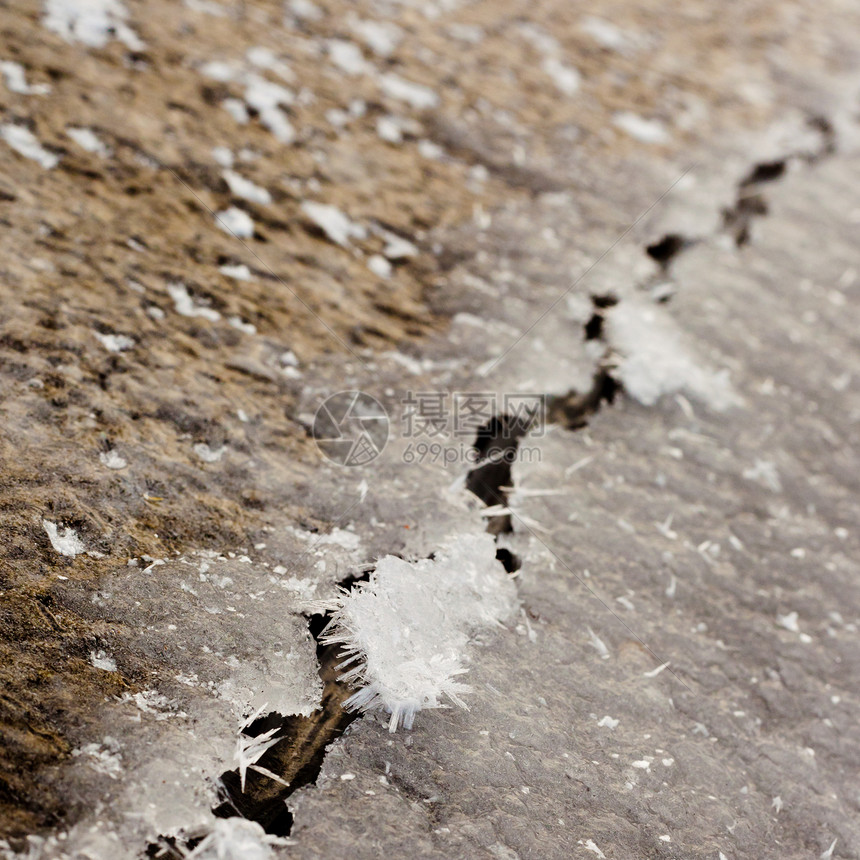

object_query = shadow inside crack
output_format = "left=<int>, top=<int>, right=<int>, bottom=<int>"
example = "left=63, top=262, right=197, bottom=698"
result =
left=207, top=569, right=374, bottom=838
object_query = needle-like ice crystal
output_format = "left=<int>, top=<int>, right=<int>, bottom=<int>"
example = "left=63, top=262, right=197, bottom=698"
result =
left=318, top=532, right=517, bottom=732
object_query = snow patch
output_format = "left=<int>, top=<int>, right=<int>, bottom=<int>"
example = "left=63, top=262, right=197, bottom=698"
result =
left=379, top=73, right=439, bottom=109
left=220, top=263, right=254, bottom=281
left=94, top=331, right=134, bottom=352
left=215, top=206, right=255, bottom=238
left=301, top=201, right=367, bottom=246
left=327, top=40, right=372, bottom=76
left=222, top=170, right=272, bottom=205
left=43, top=0, right=144, bottom=50
left=167, top=283, right=221, bottom=321
left=43, top=519, right=86, bottom=557
left=1, top=124, right=58, bottom=169
left=67, top=126, right=108, bottom=156
left=90, top=649, right=117, bottom=672
left=350, top=18, right=402, bottom=56
left=99, top=450, right=128, bottom=470
left=194, top=443, right=226, bottom=463
left=318, top=532, right=517, bottom=731
left=1, top=61, right=50, bottom=95
left=613, top=111, right=669, bottom=144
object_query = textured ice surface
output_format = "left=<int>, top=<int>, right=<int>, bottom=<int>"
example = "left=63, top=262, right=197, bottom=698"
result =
left=26, top=550, right=323, bottom=855
left=606, top=299, right=740, bottom=409
left=319, top=532, right=518, bottom=732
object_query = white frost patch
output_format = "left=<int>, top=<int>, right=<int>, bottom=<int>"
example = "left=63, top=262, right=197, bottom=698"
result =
left=776, top=611, right=800, bottom=633
left=229, top=316, right=256, bottom=335
left=1, top=124, right=58, bottom=169
left=90, top=649, right=117, bottom=671
left=215, top=206, right=255, bottom=238
left=43, top=0, right=144, bottom=50
left=43, top=519, right=86, bottom=557
left=243, top=74, right=295, bottom=143
left=301, top=201, right=367, bottom=246
left=519, top=23, right=581, bottom=96
left=187, top=817, right=287, bottom=860
left=606, top=300, right=739, bottom=409
left=613, top=111, right=669, bottom=144
left=350, top=18, right=402, bottom=56
left=541, top=56, right=580, bottom=96
left=379, top=73, right=438, bottom=109
left=743, top=459, right=782, bottom=492
left=167, top=283, right=221, bottom=321
left=578, top=839, right=606, bottom=858
left=580, top=17, right=630, bottom=52
left=327, top=40, right=372, bottom=76
left=212, top=145, right=233, bottom=167
left=194, top=443, right=226, bottom=463
left=67, top=126, right=108, bottom=156
left=318, top=532, right=517, bottom=731
left=94, top=331, right=134, bottom=352
left=287, top=0, right=321, bottom=21
left=222, top=170, right=271, bottom=205
left=1, top=61, right=50, bottom=95
left=367, top=254, right=392, bottom=279
left=72, top=737, right=122, bottom=778
left=587, top=627, right=610, bottom=659
left=222, top=98, right=250, bottom=124
left=99, top=450, right=127, bottom=470
left=220, top=263, right=254, bottom=281
left=246, top=46, right=293, bottom=82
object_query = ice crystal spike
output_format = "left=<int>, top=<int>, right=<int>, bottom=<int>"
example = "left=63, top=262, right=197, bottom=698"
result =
left=319, top=532, right=517, bottom=731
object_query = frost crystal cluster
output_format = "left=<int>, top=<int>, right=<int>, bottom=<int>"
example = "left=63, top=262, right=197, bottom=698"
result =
left=320, top=532, right=517, bottom=732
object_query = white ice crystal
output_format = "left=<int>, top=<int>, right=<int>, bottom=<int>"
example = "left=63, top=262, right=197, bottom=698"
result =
left=99, top=449, right=128, bottom=470
left=43, top=519, right=86, bottom=557
left=606, top=300, right=739, bottom=409
left=319, top=532, right=517, bottom=732
left=186, top=818, right=287, bottom=860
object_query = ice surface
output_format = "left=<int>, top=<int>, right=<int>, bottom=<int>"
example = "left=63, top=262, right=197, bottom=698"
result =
left=606, top=299, right=740, bottom=409
left=319, top=532, right=518, bottom=732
